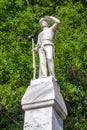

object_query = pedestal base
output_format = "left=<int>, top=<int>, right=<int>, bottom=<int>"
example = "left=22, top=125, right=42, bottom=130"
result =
left=24, top=107, right=63, bottom=130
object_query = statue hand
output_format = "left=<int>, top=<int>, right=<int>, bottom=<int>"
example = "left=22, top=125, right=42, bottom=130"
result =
left=32, top=47, right=38, bottom=52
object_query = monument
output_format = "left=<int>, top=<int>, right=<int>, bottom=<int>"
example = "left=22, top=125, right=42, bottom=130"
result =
left=21, top=16, right=67, bottom=130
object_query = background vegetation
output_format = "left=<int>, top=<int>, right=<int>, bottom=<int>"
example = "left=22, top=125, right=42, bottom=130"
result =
left=0, top=0, right=87, bottom=129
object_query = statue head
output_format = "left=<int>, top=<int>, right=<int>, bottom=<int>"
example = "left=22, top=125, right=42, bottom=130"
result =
left=39, top=17, right=50, bottom=28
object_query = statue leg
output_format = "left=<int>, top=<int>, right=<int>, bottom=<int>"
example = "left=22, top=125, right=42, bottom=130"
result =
left=38, top=48, right=47, bottom=78
left=44, top=45, right=55, bottom=78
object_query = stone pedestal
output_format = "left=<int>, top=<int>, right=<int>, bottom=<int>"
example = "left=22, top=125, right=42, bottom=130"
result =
left=21, top=76, right=67, bottom=130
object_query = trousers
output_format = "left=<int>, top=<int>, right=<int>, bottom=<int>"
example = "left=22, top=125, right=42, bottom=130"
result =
left=38, top=45, right=55, bottom=78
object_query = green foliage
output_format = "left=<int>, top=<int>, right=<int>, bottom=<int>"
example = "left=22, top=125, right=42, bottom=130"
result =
left=0, top=0, right=87, bottom=129
left=54, top=2, right=87, bottom=129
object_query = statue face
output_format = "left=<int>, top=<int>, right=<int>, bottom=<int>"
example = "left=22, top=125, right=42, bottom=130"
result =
left=41, top=20, right=49, bottom=28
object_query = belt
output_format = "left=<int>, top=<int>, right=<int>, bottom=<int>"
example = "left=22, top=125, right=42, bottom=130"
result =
left=43, top=44, right=54, bottom=47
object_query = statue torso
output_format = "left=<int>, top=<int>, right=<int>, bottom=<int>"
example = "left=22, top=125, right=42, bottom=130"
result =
left=38, top=27, right=55, bottom=46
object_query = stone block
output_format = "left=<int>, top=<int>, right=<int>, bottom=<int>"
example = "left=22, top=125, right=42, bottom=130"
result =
left=21, top=76, right=67, bottom=130
left=23, top=107, right=63, bottom=130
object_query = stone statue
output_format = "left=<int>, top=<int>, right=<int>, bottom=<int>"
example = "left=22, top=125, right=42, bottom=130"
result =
left=34, top=16, right=60, bottom=79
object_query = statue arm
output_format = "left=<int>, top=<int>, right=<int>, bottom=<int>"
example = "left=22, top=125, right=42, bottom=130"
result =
left=49, top=16, right=60, bottom=24
left=50, top=16, right=60, bottom=31
left=44, top=16, right=60, bottom=31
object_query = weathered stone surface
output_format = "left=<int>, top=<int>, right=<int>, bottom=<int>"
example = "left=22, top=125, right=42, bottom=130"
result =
left=24, top=107, right=52, bottom=130
left=23, top=107, right=63, bottom=130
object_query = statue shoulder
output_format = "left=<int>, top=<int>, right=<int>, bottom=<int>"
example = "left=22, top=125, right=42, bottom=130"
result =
left=38, top=31, right=44, bottom=38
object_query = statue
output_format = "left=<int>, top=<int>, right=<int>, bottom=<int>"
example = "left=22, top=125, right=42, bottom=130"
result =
left=34, top=16, right=60, bottom=79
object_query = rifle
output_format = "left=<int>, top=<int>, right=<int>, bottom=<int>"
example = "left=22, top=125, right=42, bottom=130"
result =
left=32, top=38, right=36, bottom=79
